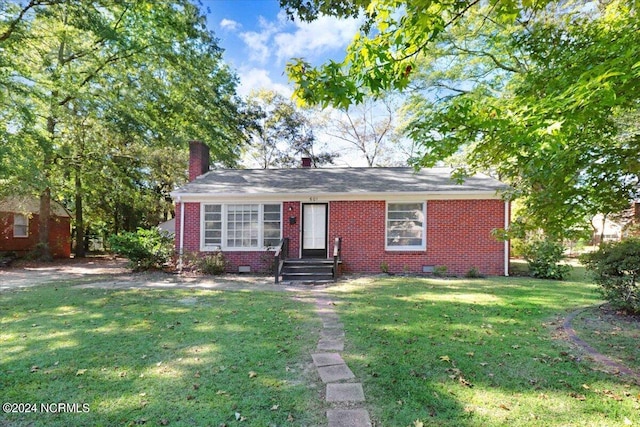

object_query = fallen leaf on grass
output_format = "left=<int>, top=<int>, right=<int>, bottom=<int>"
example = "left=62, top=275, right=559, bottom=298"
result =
left=413, top=420, right=424, bottom=427
left=76, top=369, right=87, bottom=376
left=439, top=355, right=451, bottom=363
left=30, top=365, right=40, bottom=373
left=248, top=371, right=257, bottom=378
left=570, top=393, right=586, bottom=401
left=287, top=413, right=294, bottom=422
left=215, top=390, right=228, bottom=395
left=499, top=404, right=511, bottom=411
left=270, top=405, right=279, bottom=411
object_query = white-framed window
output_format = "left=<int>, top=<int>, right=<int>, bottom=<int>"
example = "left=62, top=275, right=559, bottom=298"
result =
left=201, top=203, right=282, bottom=251
left=13, top=213, right=28, bottom=238
left=386, top=202, right=426, bottom=250
left=203, top=204, right=222, bottom=249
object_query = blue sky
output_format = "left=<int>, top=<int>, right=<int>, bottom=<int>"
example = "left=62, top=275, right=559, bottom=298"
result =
left=201, top=0, right=362, bottom=96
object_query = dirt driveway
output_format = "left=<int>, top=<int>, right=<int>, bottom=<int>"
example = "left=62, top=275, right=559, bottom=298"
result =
left=0, top=257, right=326, bottom=292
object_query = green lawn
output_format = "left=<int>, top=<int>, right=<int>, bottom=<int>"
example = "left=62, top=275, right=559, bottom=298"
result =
left=2, top=270, right=639, bottom=427
left=329, top=270, right=640, bottom=426
left=0, top=283, right=323, bottom=426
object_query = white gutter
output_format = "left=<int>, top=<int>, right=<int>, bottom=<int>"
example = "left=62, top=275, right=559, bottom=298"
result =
left=178, top=197, right=185, bottom=272
left=504, top=200, right=510, bottom=277
left=169, top=190, right=505, bottom=203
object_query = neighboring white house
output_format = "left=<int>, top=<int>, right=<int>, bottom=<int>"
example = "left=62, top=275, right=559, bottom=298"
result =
left=591, top=214, right=623, bottom=243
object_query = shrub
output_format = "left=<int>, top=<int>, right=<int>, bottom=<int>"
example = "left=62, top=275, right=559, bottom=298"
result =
left=465, top=266, right=484, bottom=278
left=433, top=265, right=448, bottom=277
left=196, top=252, right=227, bottom=275
left=108, top=228, right=173, bottom=271
left=522, top=239, right=571, bottom=280
left=380, top=261, right=389, bottom=274
left=581, top=238, right=640, bottom=314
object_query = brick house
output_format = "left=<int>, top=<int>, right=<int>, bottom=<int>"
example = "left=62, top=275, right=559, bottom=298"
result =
left=0, top=196, right=71, bottom=258
left=170, top=141, right=510, bottom=279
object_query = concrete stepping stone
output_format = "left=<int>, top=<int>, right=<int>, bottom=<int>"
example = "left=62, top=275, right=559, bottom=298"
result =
left=312, top=353, right=345, bottom=367
left=321, top=329, right=345, bottom=339
left=317, top=364, right=355, bottom=383
left=322, top=320, right=344, bottom=329
left=317, top=337, right=344, bottom=351
left=327, top=409, right=372, bottom=427
left=326, top=383, right=365, bottom=402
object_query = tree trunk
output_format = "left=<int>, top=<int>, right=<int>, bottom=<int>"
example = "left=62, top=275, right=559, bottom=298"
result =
left=37, top=187, right=53, bottom=261
left=75, top=168, right=85, bottom=257
left=600, top=214, right=607, bottom=247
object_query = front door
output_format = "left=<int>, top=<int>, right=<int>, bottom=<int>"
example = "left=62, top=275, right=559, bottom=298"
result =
left=302, top=203, right=327, bottom=258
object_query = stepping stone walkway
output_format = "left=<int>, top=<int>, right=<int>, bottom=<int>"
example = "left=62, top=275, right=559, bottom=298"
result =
left=311, top=294, right=372, bottom=427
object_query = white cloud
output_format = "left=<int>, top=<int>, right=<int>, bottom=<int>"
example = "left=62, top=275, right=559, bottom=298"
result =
left=237, top=68, right=293, bottom=98
left=273, top=13, right=362, bottom=61
left=239, top=16, right=283, bottom=64
left=220, top=18, right=241, bottom=31
left=238, top=11, right=362, bottom=65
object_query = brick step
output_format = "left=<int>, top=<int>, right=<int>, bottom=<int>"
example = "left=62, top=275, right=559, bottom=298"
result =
left=280, top=258, right=338, bottom=282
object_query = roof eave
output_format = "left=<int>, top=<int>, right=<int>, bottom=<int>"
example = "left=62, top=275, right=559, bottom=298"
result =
left=169, top=190, right=506, bottom=203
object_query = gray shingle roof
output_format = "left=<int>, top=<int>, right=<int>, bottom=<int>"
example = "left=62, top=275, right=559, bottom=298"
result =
left=171, top=167, right=507, bottom=198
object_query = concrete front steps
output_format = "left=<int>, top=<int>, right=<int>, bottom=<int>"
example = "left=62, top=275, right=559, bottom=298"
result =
left=281, top=258, right=338, bottom=282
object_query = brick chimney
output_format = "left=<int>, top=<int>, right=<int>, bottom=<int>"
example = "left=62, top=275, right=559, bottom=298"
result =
left=301, top=157, right=312, bottom=168
left=189, top=140, right=210, bottom=181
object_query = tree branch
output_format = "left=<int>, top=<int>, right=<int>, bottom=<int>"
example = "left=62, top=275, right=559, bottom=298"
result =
left=0, top=0, right=61, bottom=43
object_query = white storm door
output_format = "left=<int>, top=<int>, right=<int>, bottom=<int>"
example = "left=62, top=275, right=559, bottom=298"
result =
left=302, top=204, right=327, bottom=257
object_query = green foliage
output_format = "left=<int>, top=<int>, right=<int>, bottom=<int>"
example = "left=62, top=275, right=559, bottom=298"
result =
left=433, top=265, right=448, bottom=277
left=464, top=266, right=484, bottom=279
left=108, top=228, right=173, bottom=271
left=195, top=252, right=228, bottom=275
left=581, top=239, right=640, bottom=314
left=283, top=0, right=640, bottom=238
left=380, top=261, right=389, bottom=274
left=0, top=0, right=248, bottom=256
left=522, top=239, right=571, bottom=280
left=245, top=89, right=337, bottom=168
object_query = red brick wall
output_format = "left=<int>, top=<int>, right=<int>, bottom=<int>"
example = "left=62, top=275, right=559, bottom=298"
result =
left=189, top=141, right=210, bottom=181
left=175, top=199, right=507, bottom=276
left=174, top=202, right=201, bottom=253
left=0, top=212, right=71, bottom=258
left=328, top=199, right=506, bottom=276
left=283, top=201, right=300, bottom=258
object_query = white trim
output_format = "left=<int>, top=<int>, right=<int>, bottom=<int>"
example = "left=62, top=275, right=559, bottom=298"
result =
left=504, top=200, right=510, bottom=277
left=385, top=201, right=427, bottom=252
left=200, top=202, right=283, bottom=252
left=13, top=213, right=29, bottom=238
left=178, top=198, right=185, bottom=271
left=171, top=190, right=503, bottom=203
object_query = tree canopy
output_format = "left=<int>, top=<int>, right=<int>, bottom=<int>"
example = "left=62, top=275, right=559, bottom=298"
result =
left=282, top=0, right=640, bottom=238
left=0, top=0, right=249, bottom=257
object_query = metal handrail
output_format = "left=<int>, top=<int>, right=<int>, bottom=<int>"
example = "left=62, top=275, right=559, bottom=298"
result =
left=274, top=237, right=289, bottom=284
left=332, top=237, right=342, bottom=281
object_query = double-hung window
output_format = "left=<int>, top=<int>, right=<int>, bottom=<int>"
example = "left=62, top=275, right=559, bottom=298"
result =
left=202, top=203, right=281, bottom=251
left=386, top=202, right=426, bottom=250
left=13, top=214, right=28, bottom=238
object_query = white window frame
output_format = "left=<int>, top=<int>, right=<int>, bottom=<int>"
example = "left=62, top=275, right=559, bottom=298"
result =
left=385, top=201, right=426, bottom=251
left=200, top=203, right=282, bottom=252
left=13, top=213, right=29, bottom=238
